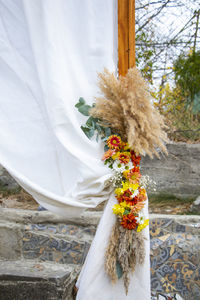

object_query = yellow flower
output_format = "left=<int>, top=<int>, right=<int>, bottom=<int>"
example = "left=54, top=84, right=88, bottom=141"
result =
left=113, top=204, right=125, bottom=216
left=120, top=201, right=130, bottom=208
left=112, top=152, right=120, bottom=160
left=137, top=219, right=149, bottom=232
left=122, top=181, right=139, bottom=191
left=123, top=144, right=130, bottom=151
left=115, top=187, right=123, bottom=197
left=123, top=170, right=129, bottom=178
left=140, top=188, right=146, bottom=196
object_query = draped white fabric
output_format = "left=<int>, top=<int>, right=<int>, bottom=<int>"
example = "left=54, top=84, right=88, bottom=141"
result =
left=76, top=194, right=151, bottom=300
left=0, top=0, right=117, bottom=216
left=0, top=1, right=150, bottom=299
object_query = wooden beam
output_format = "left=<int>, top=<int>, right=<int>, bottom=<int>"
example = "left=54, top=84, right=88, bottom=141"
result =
left=118, top=0, right=135, bottom=76
left=128, top=0, right=135, bottom=69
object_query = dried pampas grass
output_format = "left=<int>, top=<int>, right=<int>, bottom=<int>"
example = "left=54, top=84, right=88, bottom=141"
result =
left=105, top=219, right=146, bottom=294
left=90, top=67, right=168, bottom=157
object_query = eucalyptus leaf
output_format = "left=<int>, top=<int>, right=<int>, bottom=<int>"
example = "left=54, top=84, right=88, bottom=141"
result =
left=81, top=126, right=91, bottom=139
left=104, top=144, right=109, bottom=151
left=78, top=104, right=91, bottom=116
left=86, top=116, right=94, bottom=127
left=116, top=261, right=123, bottom=279
left=96, top=124, right=103, bottom=134
left=88, top=128, right=95, bottom=138
left=75, top=97, right=85, bottom=108
left=105, top=127, right=111, bottom=137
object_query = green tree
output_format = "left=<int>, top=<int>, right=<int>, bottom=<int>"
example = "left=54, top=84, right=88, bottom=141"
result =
left=173, top=50, right=200, bottom=113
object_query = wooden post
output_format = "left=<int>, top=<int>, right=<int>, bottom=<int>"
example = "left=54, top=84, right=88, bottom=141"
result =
left=118, top=0, right=135, bottom=76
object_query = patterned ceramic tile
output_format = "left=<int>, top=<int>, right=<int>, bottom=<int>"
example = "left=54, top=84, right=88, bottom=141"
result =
left=22, top=232, right=90, bottom=265
left=150, top=218, right=200, bottom=300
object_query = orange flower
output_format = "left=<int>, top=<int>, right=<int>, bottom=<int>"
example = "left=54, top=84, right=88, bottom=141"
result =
left=107, top=135, right=121, bottom=150
left=118, top=152, right=130, bottom=164
left=121, top=214, right=138, bottom=230
left=126, top=167, right=141, bottom=183
left=117, top=190, right=142, bottom=206
left=129, top=196, right=140, bottom=205
left=117, top=189, right=133, bottom=203
left=131, top=202, right=145, bottom=213
left=102, top=149, right=116, bottom=161
left=130, top=151, right=141, bottom=166
left=137, top=188, right=147, bottom=202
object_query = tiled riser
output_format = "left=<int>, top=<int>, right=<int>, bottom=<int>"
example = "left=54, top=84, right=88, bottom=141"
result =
left=22, top=232, right=90, bottom=265
left=0, top=218, right=199, bottom=300
left=150, top=218, right=200, bottom=300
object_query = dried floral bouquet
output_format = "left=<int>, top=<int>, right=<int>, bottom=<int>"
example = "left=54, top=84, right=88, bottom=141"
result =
left=75, top=67, right=168, bottom=294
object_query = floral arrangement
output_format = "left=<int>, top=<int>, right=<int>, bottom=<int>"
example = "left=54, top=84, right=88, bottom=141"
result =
left=76, top=67, right=167, bottom=294
left=103, top=135, right=149, bottom=233
left=102, top=135, right=149, bottom=293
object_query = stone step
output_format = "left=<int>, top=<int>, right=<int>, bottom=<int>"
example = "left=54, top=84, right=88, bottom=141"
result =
left=22, top=229, right=91, bottom=265
left=0, top=260, right=79, bottom=300
left=0, top=220, right=96, bottom=265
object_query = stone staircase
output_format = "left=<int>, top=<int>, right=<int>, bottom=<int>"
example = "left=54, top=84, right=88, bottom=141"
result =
left=0, top=209, right=99, bottom=300
left=0, top=208, right=200, bottom=300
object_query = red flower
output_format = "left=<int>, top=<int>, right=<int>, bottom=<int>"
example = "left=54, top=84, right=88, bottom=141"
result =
left=121, top=214, right=138, bottom=230
left=107, top=135, right=122, bottom=150
left=130, top=151, right=141, bottom=166
left=117, top=189, right=133, bottom=203
left=117, top=190, right=141, bottom=206
left=118, top=153, right=130, bottom=164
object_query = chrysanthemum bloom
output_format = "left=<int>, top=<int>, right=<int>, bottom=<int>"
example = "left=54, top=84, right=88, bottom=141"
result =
left=122, top=181, right=139, bottom=192
left=117, top=189, right=133, bottom=203
left=102, top=149, right=116, bottom=161
left=130, top=151, right=141, bottom=166
left=112, top=204, right=125, bottom=216
left=139, top=188, right=146, bottom=196
left=137, top=219, right=149, bottom=232
left=121, top=142, right=130, bottom=151
left=111, top=152, right=120, bottom=160
left=137, top=188, right=147, bottom=202
left=118, top=152, right=130, bottom=164
left=126, top=195, right=140, bottom=206
left=107, top=135, right=122, bottom=150
left=121, top=214, right=138, bottom=230
left=126, top=167, right=141, bottom=183
left=131, top=202, right=145, bottom=213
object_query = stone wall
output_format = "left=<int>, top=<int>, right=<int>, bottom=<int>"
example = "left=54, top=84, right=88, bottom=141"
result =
left=0, top=142, right=200, bottom=198
left=141, top=143, right=200, bottom=198
left=0, top=165, right=19, bottom=190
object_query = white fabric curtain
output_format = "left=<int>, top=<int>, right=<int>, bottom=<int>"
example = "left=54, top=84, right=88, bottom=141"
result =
left=76, top=194, right=151, bottom=300
left=0, top=1, right=151, bottom=299
left=0, top=0, right=117, bottom=216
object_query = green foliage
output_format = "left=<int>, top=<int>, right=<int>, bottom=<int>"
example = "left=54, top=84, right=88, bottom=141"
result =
left=173, top=50, right=200, bottom=111
left=75, top=98, right=113, bottom=143
left=154, top=60, right=200, bottom=142
left=75, top=97, right=92, bottom=116
left=136, top=31, right=155, bottom=84
left=192, top=93, right=200, bottom=114
left=0, top=184, right=22, bottom=197
left=149, top=193, right=195, bottom=204
left=116, top=261, right=123, bottom=279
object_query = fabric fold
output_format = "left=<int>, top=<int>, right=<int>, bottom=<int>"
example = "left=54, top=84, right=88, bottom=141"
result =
left=76, top=193, right=151, bottom=300
left=0, top=0, right=117, bottom=215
